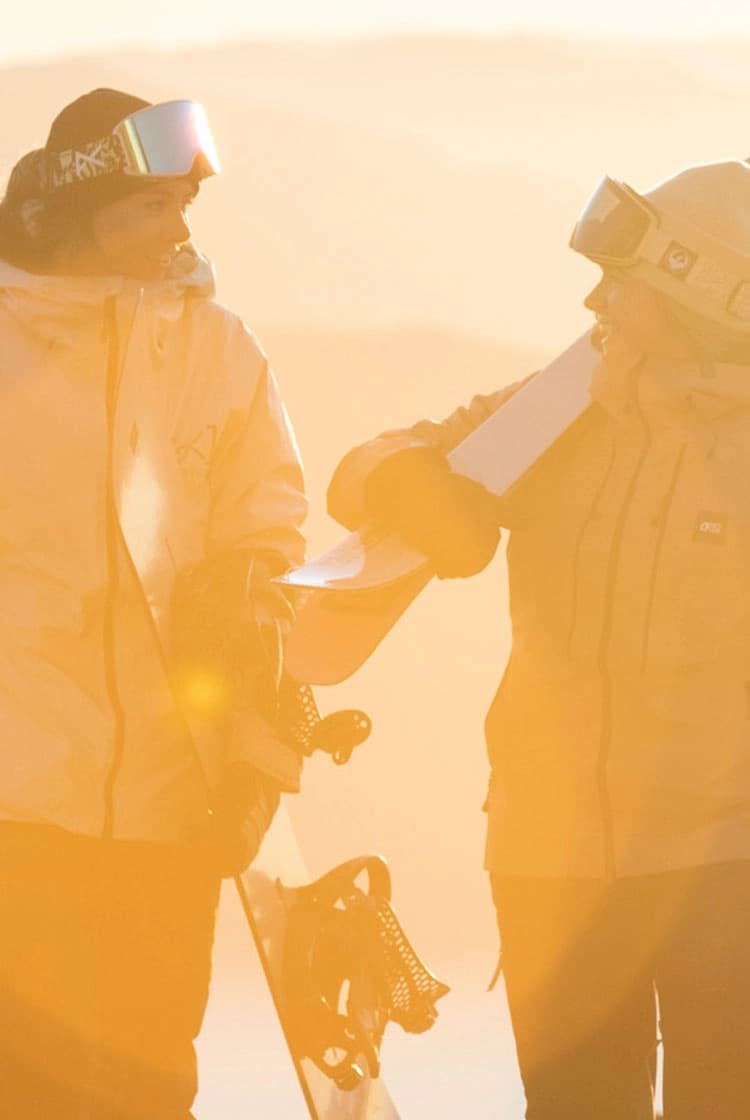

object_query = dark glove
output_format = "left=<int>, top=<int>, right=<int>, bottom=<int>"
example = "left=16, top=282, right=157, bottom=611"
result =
left=211, top=761, right=282, bottom=877
left=170, top=550, right=294, bottom=722
left=364, top=446, right=502, bottom=578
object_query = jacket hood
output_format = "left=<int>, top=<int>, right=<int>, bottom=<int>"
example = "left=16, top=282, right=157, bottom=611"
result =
left=0, top=243, right=216, bottom=345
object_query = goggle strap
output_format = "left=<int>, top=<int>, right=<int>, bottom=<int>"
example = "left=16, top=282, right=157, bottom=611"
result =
left=633, top=257, right=750, bottom=326
left=42, top=134, right=129, bottom=191
left=574, top=177, right=750, bottom=327
left=41, top=135, right=129, bottom=192
left=642, top=207, right=750, bottom=279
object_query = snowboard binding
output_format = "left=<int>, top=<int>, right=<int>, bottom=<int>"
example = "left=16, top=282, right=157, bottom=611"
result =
left=275, top=675, right=372, bottom=765
left=279, top=855, right=450, bottom=1090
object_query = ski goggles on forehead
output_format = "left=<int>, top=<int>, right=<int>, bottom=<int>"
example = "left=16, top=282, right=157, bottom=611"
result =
left=570, top=175, right=750, bottom=326
left=569, top=176, right=656, bottom=266
left=44, top=100, right=220, bottom=191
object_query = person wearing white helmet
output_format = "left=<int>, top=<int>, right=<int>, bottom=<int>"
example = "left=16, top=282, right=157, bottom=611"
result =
left=0, top=89, right=306, bottom=1117
left=327, top=159, right=750, bottom=1118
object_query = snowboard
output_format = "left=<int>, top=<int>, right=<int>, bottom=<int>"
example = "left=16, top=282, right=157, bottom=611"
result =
left=235, top=805, right=402, bottom=1120
left=280, top=331, right=598, bottom=684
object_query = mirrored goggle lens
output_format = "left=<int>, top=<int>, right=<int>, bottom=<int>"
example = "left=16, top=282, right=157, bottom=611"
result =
left=570, top=177, right=652, bottom=263
left=119, top=101, right=220, bottom=178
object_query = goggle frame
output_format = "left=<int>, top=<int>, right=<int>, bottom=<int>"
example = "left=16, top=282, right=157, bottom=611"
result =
left=43, top=100, right=220, bottom=192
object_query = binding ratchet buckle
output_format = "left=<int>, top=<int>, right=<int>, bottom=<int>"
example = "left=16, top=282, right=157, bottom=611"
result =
left=280, top=855, right=450, bottom=1089
left=276, top=676, right=371, bottom=766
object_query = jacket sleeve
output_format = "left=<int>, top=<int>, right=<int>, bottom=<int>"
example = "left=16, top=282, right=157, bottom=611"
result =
left=205, top=320, right=307, bottom=570
left=327, top=376, right=534, bottom=531
left=202, top=318, right=308, bottom=788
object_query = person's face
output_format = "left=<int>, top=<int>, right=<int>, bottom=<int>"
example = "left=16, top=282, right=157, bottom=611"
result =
left=584, top=268, right=693, bottom=363
left=62, top=178, right=198, bottom=282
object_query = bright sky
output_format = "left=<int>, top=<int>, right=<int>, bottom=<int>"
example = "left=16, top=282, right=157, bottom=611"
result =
left=3, top=0, right=750, bottom=65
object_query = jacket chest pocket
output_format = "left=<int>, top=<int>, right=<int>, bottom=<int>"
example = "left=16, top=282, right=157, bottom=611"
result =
left=175, top=444, right=210, bottom=497
left=174, top=423, right=216, bottom=490
left=643, top=494, right=750, bottom=671
left=172, top=425, right=217, bottom=544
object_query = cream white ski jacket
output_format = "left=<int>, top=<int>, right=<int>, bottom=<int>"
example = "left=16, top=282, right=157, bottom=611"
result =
left=0, top=248, right=306, bottom=842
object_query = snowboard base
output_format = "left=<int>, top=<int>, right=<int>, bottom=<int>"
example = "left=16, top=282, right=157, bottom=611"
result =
left=285, top=568, right=433, bottom=685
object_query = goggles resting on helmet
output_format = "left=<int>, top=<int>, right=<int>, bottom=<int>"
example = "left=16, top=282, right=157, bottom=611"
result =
left=43, top=100, right=220, bottom=191
left=570, top=175, right=750, bottom=328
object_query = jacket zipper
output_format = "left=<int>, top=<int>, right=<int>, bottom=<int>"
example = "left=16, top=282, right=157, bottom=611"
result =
left=595, top=396, right=652, bottom=878
left=117, top=517, right=216, bottom=814
left=639, top=445, right=687, bottom=674
left=565, top=433, right=617, bottom=656
left=100, top=293, right=215, bottom=826
left=101, top=296, right=127, bottom=839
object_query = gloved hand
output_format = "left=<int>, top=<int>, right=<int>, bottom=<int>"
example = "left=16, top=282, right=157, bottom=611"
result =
left=170, top=550, right=294, bottom=722
left=363, top=446, right=502, bottom=578
left=211, top=761, right=282, bottom=877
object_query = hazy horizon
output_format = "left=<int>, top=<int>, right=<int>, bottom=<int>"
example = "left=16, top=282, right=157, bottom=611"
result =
left=3, top=1, right=750, bottom=66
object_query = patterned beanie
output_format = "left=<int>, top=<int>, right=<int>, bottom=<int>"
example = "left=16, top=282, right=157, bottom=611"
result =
left=42, top=88, right=152, bottom=208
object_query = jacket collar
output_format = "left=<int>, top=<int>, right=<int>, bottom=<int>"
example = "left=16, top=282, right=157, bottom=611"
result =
left=0, top=244, right=216, bottom=345
left=591, top=347, right=750, bottom=427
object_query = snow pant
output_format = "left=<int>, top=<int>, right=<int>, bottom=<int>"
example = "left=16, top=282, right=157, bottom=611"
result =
left=490, top=862, right=750, bottom=1120
left=0, top=821, right=221, bottom=1119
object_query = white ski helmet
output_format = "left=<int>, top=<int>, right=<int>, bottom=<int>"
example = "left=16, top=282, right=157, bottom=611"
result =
left=570, top=160, right=750, bottom=334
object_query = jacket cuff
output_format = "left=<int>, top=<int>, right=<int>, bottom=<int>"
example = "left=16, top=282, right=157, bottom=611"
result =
left=228, top=706, right=304, bottom=792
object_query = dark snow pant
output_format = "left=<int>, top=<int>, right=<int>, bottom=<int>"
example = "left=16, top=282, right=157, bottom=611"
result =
left=0, top=821, right=221, bottom=1119
left=491, top=862, right=750, bottom=1120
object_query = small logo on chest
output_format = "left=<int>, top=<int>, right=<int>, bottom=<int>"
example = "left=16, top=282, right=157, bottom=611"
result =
left=693, top=511, right=727, bottom=544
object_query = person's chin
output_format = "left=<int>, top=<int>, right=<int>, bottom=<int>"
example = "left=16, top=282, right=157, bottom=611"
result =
left=600, top=329, right=644, bottom=369
left=130, top=255, right=172, bottom=282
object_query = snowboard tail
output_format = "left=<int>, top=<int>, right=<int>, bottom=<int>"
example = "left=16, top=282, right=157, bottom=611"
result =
left=287, top=569, right=433, bottom=685
left=237, top=809, right=405, bottom=1119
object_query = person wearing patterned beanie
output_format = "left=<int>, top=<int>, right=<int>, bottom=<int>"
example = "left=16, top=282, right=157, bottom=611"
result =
left=0, top=88, right=306, bottom=1117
